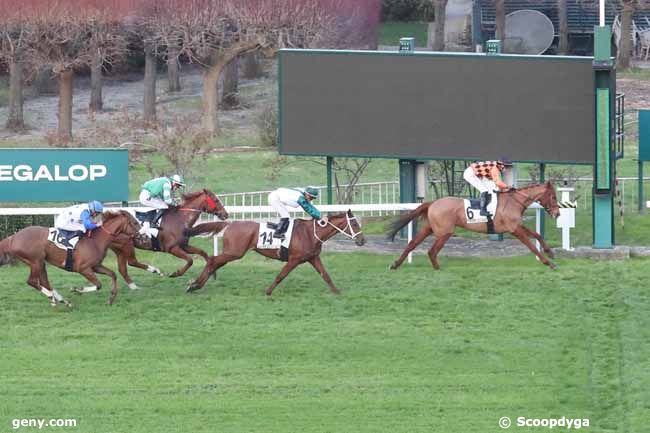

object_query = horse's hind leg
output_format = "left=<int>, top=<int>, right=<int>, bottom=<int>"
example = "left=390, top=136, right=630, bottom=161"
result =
left=519, top=225, right=554, bottom=259
left=389, top=226, right=432, bottom=270
left=427, top=233, right=452, bottom=270
left=512, top=226, right=556, bottom=269
left=308, top=256, right=340, bottom=294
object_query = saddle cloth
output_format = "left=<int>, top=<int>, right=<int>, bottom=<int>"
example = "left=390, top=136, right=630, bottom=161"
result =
left=257, top=219, right=295, bottom=250
left=48, top=228, right=79, bottom=250
left=463, top=193, right=498, bottom=224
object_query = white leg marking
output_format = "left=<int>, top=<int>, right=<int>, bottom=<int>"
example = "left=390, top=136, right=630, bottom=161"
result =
left=80, top=285, right=98, bottom=293
left=128, top=282, right=139, bottom=290
left=40, top=287, right=53, bottom=298
left=147, top=265, right=162, bottom=275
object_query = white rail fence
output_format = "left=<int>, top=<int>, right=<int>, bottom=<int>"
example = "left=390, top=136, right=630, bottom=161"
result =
left=0, top=203, right=551, bottom=264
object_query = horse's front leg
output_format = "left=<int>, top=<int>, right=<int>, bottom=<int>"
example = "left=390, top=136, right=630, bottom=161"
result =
left=168, top=246, right=194, bottom=278
left=93, top=264, right=119, bottom=305
left=308, top=256, right=340, bottom=294
left=182, top=244, right=210, bottom=263
left=519, top=225, right=555, bottom=259
left=266, top=260, right=301, bottom=296
left=512, top=226, right=556, bottom=269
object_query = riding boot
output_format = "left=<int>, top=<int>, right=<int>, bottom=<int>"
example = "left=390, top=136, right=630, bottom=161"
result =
left=479, top=192, right=490, bottom=216
left=273, top=218, right=289, bottom=239
left=152, top=209, right=165, bottom=228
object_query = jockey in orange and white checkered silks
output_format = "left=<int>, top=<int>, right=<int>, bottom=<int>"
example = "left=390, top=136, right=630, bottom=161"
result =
left=463, top=160, right=513, bottom=217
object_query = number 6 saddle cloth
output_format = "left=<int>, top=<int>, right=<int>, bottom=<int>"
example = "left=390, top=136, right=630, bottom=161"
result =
left=257, top=219, right=295, bottom=250
left=463, top=193, right=498, bottom=224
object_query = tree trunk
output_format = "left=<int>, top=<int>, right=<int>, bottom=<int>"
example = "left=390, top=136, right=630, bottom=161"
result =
left=427, top=22, right=436, bottom=50
left=89, top=51, right=103, bottom=112
left=202, top=64, right=223, bottom=134
left=241, top=52, right=263, bottom=79
left=432, top=0, right=448, bottom=51
left=619, top=2, right=635, bottom=68
left=221, top=57, right=239, bottom=109
left=6, top=59, right=24, bottom=130
left=167, top=43, right=181, bottom=92
left=58, top=69, right=74, bottom=140
left=495, top=0, right=506, bottom=43
left=558, top=0, right=569, bottom=54
left=143, top=43, right=157, bottom=122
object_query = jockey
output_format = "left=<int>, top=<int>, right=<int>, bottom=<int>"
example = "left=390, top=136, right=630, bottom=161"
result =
left=54, top=201, right=104, bottom=249
left=139, top=174, right=185, bottom=234
left=463, top=159, right=513, bottom=216
left=268, top=186, right=322, bottom=239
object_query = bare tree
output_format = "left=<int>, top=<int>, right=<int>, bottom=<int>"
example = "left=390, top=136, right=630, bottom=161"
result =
left=25, top=0, right=128, bottom=139
left=495, top=0, right=506, bottom=43
left=221, top=56, right=239, bottom=109
left=0, top=3, right=29, bottom=130
left=432, top=0, right=449, bottom=51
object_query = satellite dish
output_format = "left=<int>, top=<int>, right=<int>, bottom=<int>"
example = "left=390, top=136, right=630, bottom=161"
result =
left=504, top=10, right=555, bottom=55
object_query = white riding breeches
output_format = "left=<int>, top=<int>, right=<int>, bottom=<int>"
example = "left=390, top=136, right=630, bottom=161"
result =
left=139, top=190, right=169, bottom=209
left=268, top=191, right=290, bottom=218
left=463, top=166, right=497, bottom=194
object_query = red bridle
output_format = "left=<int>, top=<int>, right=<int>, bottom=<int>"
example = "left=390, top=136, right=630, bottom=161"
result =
left=206, top=195, right=217, bottom=212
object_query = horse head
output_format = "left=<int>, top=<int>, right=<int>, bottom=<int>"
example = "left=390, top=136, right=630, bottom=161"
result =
left=538, top=181, right=560, bottom=218
left=102, top=210, right=141, bottom=238
left=328, top=210, right=365, bottom=246
left=181, top=189, right=229, bottom=220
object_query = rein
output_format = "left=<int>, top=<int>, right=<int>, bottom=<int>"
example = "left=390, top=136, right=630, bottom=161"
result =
left=500, top=187, right=551, bottom=214
left=313, top=214, right=362, bottom=243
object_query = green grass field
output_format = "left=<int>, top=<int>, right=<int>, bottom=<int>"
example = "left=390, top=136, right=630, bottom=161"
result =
left=1, top=249, right=649, bottom=433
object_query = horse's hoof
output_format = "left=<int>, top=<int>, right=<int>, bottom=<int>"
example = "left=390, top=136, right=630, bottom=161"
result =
left=388, top=263, right=397, bottom=271
left=331, top=288, right=341, bottom=295
left=549, top=261, right=557, bottom=270
left=266, top=290, right=273, bottom=296
left=169, top=273, right=179, bottom=279
left=128, top=282, right=139, bottom=290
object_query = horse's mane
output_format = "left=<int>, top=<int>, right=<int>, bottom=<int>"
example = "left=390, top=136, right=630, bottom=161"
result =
left=181, top=190, right=206, bottom=201
left=326, top=212, right=348, bottom=218
left=508, top=181, right=550, bottom=192
left=103, top=210, right=136, bottom=222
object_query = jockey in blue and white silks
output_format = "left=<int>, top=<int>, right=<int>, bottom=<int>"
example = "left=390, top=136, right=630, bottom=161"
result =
left=267, top=186, right=322, bottom=239
left=54, top=201, right=104, bottom=248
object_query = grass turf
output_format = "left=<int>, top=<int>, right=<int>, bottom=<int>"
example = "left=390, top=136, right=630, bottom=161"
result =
left=0, top=249, right=648, bottom=432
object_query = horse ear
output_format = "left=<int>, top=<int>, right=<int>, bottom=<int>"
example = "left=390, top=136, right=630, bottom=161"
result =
left=347, top=209, right=352, bottom=216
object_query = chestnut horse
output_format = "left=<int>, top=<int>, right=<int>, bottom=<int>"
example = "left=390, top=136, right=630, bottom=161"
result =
left=386, top=181, right=561, bottom=270
left=0, top=211, right=141, bottom=307
left=109, top=189, right=229, bottom=288
left=185, top=210, right=365, bottom=295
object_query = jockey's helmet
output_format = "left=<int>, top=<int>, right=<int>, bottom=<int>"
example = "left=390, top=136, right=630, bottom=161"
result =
left=88, top=201, right=104, bottom=214
left=171, top=174, right=185, bottom=187
left=305, top=186, right=319, bottom=198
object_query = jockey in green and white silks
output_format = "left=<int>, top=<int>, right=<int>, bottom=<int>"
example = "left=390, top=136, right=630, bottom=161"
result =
left=139, top=174, right=185, bottom=234
left=268, top=186, right=322, bottom=239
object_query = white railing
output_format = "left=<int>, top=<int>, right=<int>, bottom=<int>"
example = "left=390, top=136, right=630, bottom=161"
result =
left=0, top=203, right=552, bottom=264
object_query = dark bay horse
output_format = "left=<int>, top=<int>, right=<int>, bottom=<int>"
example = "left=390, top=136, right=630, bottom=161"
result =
left=109, top=189, right=228, bottom=288
left=185, top=210, right=365, bottom=295
left=386, top=181, right=561, bottom=270
left=0, top=211, right=141, bottom=306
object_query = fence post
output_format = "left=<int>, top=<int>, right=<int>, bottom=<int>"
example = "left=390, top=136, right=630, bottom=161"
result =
left=326, top=156, right=333, bottom=205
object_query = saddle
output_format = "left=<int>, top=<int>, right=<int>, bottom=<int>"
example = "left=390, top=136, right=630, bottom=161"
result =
left=136, top=210, right=164, bottom=226
left=47, top=228, right=76, bottom=271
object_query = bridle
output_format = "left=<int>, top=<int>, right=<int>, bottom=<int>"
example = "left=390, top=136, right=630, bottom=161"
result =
left=313, top=213, right=362, bottom=243
left=179, top=193, right=223, bottom=215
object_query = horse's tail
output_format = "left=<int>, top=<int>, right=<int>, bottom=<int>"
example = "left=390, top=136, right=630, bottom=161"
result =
left=386, top=202, right=432, bottom=241
left=185, top=221, right=229, bottom=238
left=0, top=236, right=14, bottom=266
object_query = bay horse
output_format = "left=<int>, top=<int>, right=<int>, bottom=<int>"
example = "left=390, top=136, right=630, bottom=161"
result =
left=185, top=210, right=365, bottom=295
left=0, top=211, right=141, bottom=307
left=386, top=181, right=561, bottom=270
left=109, top=189, right=229, bottom=288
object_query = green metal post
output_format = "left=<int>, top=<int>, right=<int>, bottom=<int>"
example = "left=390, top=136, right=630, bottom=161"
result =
left=593, top=25, right=615, bottom=248
left=399, top=159, right=417, bottom=238
left=639, top=160, right=644, bottom=214
left=539, top=163, right=546, bottom=238
left=326, top=156, right=333, bottom=205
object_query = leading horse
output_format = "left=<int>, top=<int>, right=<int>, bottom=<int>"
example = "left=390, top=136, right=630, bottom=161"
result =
left=0, top=211, right=141, bottom=306
left=386, top=181, right=561, bottom=270
left=185, top=210, right=365, bottom=295
left=109, top=189, right=229, bottom=288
